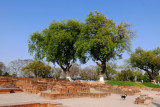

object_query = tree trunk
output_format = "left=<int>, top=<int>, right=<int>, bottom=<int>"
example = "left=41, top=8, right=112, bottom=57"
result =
left=101, top=61, right=106, bottom=74
left=152, top=70, right=159, bottom=80
left=145, top=69, right=154, bottom=80
left=66, top=70, right=70, bottom=78
left=60, top=63, right=72, bottom=80
left=96, top=61, right=106, bottom=75
left=65, top=63, right=70, bottom=78
left=65, top=69, right=72, bottom=81
left=35, top=74, right=38, bottom=78
left=96, top=60, right=106, bottom=81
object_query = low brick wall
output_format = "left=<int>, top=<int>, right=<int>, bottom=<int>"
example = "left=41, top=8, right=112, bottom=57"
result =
left=87, top=84, right=141, bottom=96
left=0, top=102, right=70, bottom=107
left=51, top=87, right=90, bottom=94
left=135, top=95, right=153, bottom=105
left=0, top=88, right=23, bottom=94
left=152, top=88, right=160, bottom=91
left=40, top=92, right=111, bottom=99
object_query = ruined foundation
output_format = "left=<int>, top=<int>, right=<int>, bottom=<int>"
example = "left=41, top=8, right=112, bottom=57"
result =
left=0, top=76, right=144, bottom=107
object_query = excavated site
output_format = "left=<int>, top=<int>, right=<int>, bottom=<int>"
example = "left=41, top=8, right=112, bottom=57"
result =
left=1, top=76, right=160, bottom=107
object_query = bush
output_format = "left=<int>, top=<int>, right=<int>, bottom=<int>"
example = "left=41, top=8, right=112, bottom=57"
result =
left=155, top=75, right=160, bottom=83
left=115, top=69, right=135, bottom=81
left=142, top=75, right=150, bottom=82
left=3, top=72, right=10, bottom=76
left=11, top=72, right=17, bottom=77
left=135, top=71, right=143, bottom=81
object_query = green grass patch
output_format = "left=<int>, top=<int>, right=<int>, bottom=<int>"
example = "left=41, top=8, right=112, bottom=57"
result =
left=142, top=82, right=160, bottom=88
left=105, top=80, right=144, bottom=87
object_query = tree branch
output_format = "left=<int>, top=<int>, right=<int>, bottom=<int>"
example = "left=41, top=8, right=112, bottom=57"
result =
left=96, top=62, right=102, bottom=67
left=143, top=68, right=153, bottom=80
left=60, top=65, right=65, bottom=71
left=69, top=64, right=72, bottom=69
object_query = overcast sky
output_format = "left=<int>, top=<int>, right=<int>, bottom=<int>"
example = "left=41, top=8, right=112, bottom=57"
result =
left=0, top=0, right=160, bottom=67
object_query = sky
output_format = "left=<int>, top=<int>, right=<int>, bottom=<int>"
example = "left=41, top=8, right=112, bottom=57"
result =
left=0, top=0, right=160, bottom=68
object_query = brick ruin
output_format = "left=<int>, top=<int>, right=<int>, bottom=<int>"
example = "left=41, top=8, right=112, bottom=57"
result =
left=0, top=76, right=142, bottom=96
left=135, top=95, right=153, bottom=105
left=91, top=84, right=141, bottom=96
left=1, top=76, right=159, bottom=106
left=0, top=101, right=70, bottom=107
left=0, top=77, right=111, bottom=99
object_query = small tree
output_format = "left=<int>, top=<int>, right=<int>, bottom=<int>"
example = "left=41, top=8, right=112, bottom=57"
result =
left=156, top=75, right=160, bottom=83
left=69, top=63, right=81, bottom=79
left=105, top=63, right=117, bottom=80
left=0, top=62, right=5, bottom=76
left=11, top=72, right=17, bottom=77
left=52, top=67, right=62, bottom=79
left=8, top=59, right=33, bottom=77
left=80, top=66, right=98, bottom=80
left=3, top=72, right=10, bottom=76
left=143, top=73, right=150, bottom=82
left=22, top=61, right=51, bottom=78
left=119, top=61, right=144, bottom=82
left=116, top=69, right=135, bottom=81
left=135, top=71, right=143, bottom=82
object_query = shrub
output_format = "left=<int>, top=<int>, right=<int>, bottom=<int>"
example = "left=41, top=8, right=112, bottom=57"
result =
left=115, top=69, right=135, bottom=81
left=143, top=75, right=150, bottom=82
left=156, top=75, right=160, bottom=82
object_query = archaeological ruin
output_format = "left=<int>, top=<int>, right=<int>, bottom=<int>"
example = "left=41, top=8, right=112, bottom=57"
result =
left=0, top=76, right=159, bottom=107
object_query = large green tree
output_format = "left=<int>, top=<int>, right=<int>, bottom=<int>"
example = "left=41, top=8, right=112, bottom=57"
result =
left=21, top=61, right=51, bottom=78
left=28, top=20, right=82, bottom=78
left=129, top=47, right=160, bottom=80
left=76, top=11, right=135, bottom=78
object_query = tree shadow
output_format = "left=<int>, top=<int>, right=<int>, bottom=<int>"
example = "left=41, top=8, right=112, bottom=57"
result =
left=152, top=102, right=160, bottom=107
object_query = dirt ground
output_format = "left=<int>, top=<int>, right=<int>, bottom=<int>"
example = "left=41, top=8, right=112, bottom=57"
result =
left=0, top=90, right=160, bottom=107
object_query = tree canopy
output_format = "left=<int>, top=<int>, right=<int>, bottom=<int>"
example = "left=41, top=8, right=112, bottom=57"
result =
left=75, top=11, right=135, bottom=76
left=21, top=61, right=51, bottom=78
left=129, top=47, right=160, bottom=80
left=28, top=20, right=82, bottom=77
left=28, top=11, right=135, bottom=79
